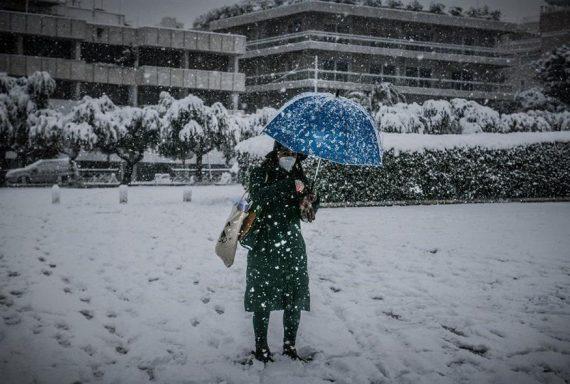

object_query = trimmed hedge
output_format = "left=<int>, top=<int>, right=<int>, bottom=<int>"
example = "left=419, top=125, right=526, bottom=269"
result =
left=238, top=142, right=570, bottom=203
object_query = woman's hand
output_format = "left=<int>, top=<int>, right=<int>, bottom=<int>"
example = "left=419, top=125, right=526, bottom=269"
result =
left=295, top=180, right=305, bottom=194
left=300, top=194, right=316, bottom=222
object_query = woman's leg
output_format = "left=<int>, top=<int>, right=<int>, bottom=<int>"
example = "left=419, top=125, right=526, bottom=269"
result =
left=283, top=306, right=301, bottom=346
left=253, top=310, right=271, bottom=350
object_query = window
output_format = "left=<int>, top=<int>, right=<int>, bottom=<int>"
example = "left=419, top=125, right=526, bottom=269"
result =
left=419, top=68, right=432, bottom=88
left=370, top=63, right=382, bottom=75
left=405, top=67, right=419, bottom=86
left=383, top=64, right=396, bottom=77
left=336, top=60, right=349, bottom=82
left=287, top=19, right=302, bottom=33
left=451, top=70, right=474, bottom=90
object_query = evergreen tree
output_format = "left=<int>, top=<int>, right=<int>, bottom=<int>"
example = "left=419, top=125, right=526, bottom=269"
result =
left=536, top=45, right=570, bottom=106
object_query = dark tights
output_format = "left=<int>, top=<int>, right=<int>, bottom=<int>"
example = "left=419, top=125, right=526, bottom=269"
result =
left=253, top=307, right=301, bottom=350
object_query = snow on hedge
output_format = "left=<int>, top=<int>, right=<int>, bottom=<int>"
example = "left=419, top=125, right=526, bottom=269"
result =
left=236, top=131, right=570, bottom=158
left=374, top=98, right=568, bottom=134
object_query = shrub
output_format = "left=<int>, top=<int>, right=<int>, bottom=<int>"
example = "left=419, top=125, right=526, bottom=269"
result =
left=237, top=134, right=570, bottom=203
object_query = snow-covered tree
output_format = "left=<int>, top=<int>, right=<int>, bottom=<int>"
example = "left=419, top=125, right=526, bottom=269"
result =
left=26, top=108, right=63, bottom=161
left=370, top=82, right=406, bottom=110
left=449, top=6, right=464, bottom=16
left=450, top=98, right=501, bottom=133
left=386, top=0, right=403, bottom=8
left=406, top=0, right=423, bottom=11
left=363, top=0, right=383, bottom=6
left=422, top=100, right=459, bottom=134
left=0, top=72, right=58, bottom=164
left=0, top=95, right=14, bottom=169
left=26, top=72, right=56, bottom=109
left=375, top=102, right=426, bottom=133
left=211, top=102, right=239, bottom=165
left=428, top=3, right=445, bottom=14
left=110, top=106, right=162, bottom=184
left=536, top=45, right=570, bottom=105
left=160, top=93, right=220, bottom=182
left=345, top=91, right=372, bottom=112
left=499, top=112, right=551, bottom=133
left=67, top=95, right=117, bottom=163
left=527, top=110, right=570, bottom=131
left=515, top=88, right=565, bottom=113
left=61, top=121, right=97, bottom=162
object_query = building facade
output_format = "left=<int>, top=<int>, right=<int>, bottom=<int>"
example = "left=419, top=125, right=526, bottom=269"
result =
left=207, top=1, right=539, bottom=110
left=0, top=5, right=246, bottom=108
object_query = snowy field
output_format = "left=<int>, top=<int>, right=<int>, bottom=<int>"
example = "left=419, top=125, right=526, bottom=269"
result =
left=0, top=186, right=569, bottom=384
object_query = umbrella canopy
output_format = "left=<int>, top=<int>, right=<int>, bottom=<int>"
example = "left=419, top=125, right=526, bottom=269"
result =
left=263, top=92, right=383, bottom=166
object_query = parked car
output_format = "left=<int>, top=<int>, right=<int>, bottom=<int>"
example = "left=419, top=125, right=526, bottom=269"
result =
left=5, top=158, right=78, bottom=185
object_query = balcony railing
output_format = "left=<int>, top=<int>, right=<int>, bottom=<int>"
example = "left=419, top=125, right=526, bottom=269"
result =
left=246, top=30, right=514, bottom=59
left=246, top=69, right=511, bottom=93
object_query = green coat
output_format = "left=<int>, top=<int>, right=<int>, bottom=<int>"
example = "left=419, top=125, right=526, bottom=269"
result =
left=241, top=161, right=319, bottom=313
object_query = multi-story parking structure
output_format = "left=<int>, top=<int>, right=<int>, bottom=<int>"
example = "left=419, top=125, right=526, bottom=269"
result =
left=206, top=1, right=538, bottom=110
left=0, top=8, right=246, bottom=108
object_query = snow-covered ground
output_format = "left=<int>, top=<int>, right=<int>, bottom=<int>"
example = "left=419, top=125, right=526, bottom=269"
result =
left=0, top=186, right=569, bottom=384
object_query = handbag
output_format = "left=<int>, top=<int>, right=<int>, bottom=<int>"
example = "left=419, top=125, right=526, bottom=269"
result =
left=215, top=192, right=252, bottom=268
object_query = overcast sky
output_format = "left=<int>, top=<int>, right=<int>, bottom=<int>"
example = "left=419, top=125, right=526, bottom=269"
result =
left=98, top=0, right=546, bottom=28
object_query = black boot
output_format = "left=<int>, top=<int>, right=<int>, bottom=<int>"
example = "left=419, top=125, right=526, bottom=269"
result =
left=254, top=345, right=274, bottom=363
left=282, top=343, right=312, bottom=363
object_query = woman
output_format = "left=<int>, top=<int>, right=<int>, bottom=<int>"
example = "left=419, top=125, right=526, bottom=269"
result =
left=241, top=140, right=319, bottom=363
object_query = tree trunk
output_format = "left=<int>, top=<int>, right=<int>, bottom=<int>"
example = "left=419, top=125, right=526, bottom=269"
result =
left=195, top=153, right=203, bottom=182
left=122, top=161, right=134, bottom=185
left=0, top=149, right=8, bottom=170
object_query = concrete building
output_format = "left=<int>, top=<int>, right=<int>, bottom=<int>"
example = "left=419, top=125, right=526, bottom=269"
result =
left=0, top=3, right=246, bottom=108
left=538, top=5, right=570, bottom=54
left=206, top=1, right=539, bottom=110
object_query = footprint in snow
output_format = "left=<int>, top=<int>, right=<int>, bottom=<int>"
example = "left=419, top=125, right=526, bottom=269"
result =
left=38, top=256, right=46, bottom=262
left=54, top=332, right=72, bottom=347
left=8, top=271, right=20, bottom=277
left=201, top=297, right=210, bottom=304
left=0, top=294, right=14, bottom=308
left=383, top=311, right=402, bottom=320
left=9, top=289, right=25, bottom=298
left=330, top=286, right=341, bottom=293
left=115, top=346, right=128, bottom=355
left=191, top=319, right=200, bottom=327
left=55, top=321, right=71, bottom=331
left=81, top=344, right=96, bottom=357
left=106, top=311, right=118, bottom=319
left=41, top=269, right=52, bottom=276
left=148, top=277, right=160, bottom=283
left=49, top=263, right=56, bottom=268
left=79, top=296, right=91, bottom=303
left=214, top=305, right=225, bottom=315
left=80, top=309, right=94, bottom=320
left=3, top=312, right=21, bottom=325
left=104, top=324, right=116, bottom=334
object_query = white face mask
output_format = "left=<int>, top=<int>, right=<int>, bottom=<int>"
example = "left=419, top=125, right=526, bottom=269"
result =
left=278, top=156, right=296, bottom=172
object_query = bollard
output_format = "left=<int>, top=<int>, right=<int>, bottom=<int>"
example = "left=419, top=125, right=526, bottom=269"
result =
left=183, top=189, right=192, bottom=202
left=51, top=184, right=60, bottom=204
left=119, top=184, right=128, bottom=204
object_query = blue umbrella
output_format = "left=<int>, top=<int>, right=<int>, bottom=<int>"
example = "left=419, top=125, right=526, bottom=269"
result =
left=263, top=92, right=383, bottom=183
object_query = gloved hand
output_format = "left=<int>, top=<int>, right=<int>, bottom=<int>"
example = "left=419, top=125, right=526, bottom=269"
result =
left=300, top=193, right=317, bottom=223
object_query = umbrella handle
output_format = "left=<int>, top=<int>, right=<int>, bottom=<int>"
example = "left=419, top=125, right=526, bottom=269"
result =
left=311, top=158, right=322, bottom=191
